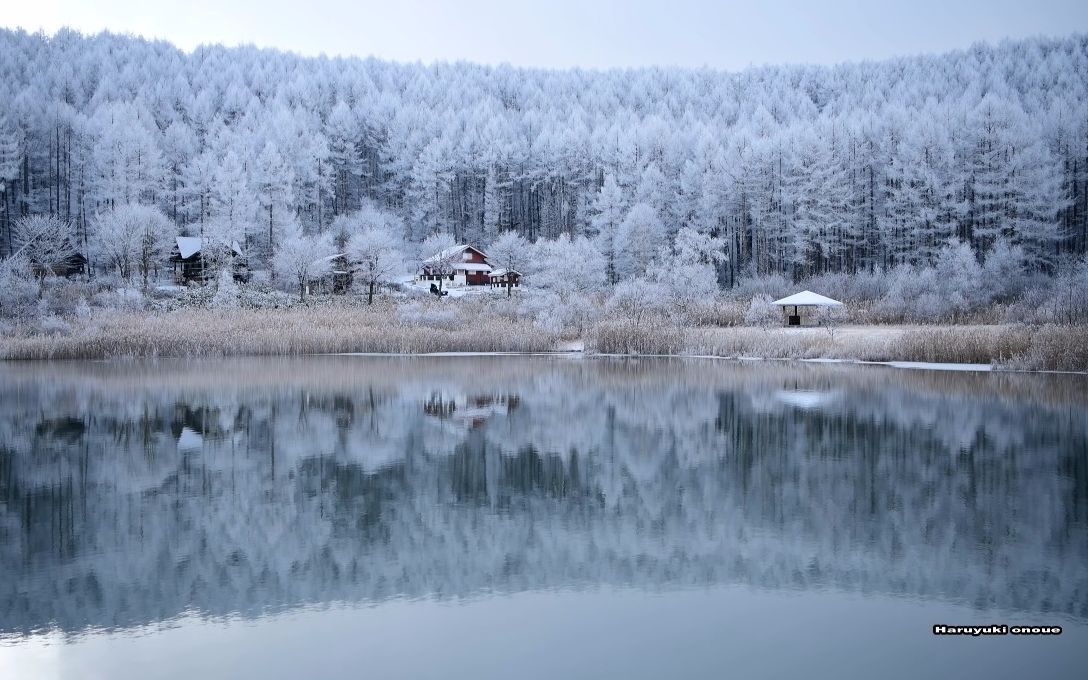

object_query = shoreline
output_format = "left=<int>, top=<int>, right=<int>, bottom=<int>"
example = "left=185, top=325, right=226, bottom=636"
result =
left=5, top=346, right=1088, bottom=378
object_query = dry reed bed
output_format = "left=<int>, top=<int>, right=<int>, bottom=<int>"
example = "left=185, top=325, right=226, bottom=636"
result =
left=590, top=323, right=1088, bottom=372
left=0, top=305, right=558, bottom=360
left=2, top=305, right=1085, bottom=372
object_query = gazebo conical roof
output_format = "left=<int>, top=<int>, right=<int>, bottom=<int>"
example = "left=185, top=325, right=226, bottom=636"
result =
left=770, top=290, right=843, bottom=306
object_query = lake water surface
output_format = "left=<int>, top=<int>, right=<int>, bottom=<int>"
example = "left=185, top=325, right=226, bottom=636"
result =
left=0, top=356, right=1086, bottom=679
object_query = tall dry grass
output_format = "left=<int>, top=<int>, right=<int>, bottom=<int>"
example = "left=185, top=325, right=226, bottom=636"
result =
left=2, top=300, right=1085, bottom=372
left=0, top=303, right=558, bottom=360
left=588, top=319, right=688, bottom=355
left=678, top=324, right=1087, bottom=371
left=995, top=325, right=1088, bottom=372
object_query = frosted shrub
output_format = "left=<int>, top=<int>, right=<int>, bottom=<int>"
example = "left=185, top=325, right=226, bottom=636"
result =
left=73, top=299, right=92, bottom=319
left=520, top=292, right=563, bottom=334
left=397, top=301, right=461, bottom=330
left=210, top=269, right=240, bottom=309
left=658, top=263, right=720, bottom=323
left=934, top=238, right=986, bottom=315
left=744, top=294, right=780, bottom=328
left=236, top=284, right=295, bottom=310
left=873, top=240, right=993, bottom=322
left=37, top=315, right=72, bottom=337
left=0, top=256, right=39, bottom=320
left=556, top=294, right=597, bottom=337
left=981, top=238, right=1027, bottom=302
left=813, top=304, right=849, bottom=337
left=40, top=278, right=95, bottom=317
left=522, top=291, right=596, bottom=337
left=1050, top=257, right=1088, bottom=325
left=606, top=278, right=670, bottom=324
left=91, top=286, right=146, bottom=312
left=114, top=287, right=146, bottom=312
left=482, top=294, right=524, bottom=321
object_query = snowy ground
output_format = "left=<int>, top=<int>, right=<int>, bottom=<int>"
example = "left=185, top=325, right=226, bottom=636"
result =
left=397, top=274, right=521, bottom=299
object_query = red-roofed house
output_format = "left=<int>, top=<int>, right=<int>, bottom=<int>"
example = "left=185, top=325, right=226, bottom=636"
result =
left=419, top=244, right=493, bottom=286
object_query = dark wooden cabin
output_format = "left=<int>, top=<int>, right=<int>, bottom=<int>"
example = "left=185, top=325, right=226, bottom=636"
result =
left=33, top=252, right=87, bottom=278
left=170, top=236, right=249, bottom=284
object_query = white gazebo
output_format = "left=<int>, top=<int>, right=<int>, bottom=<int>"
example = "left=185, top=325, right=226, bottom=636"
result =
left=770, top=290, right=844, bottom=326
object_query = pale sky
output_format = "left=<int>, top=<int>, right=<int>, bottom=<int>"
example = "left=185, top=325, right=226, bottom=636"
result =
left=4, top=0, right=1087, bottom=70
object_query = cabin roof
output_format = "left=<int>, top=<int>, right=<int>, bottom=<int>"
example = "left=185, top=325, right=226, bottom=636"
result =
left=176, top=236, right=244, bottom=259
left=452, top=262, right=492, bottom=272
left=771, top=290, right=843, bottom=306
left=423, top=244, right=487, bottom=264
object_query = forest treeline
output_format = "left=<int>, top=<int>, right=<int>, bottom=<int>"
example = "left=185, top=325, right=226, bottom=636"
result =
left=0, top=28, right=1086, bottom=284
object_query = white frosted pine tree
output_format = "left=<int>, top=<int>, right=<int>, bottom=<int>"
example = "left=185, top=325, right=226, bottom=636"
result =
left=326, top=101, right=361, bottom=215
left=589, top=173, right=625, bottom=284
left=253, top=141, right=296, bottom=266
left=213, top=149, right=257, bottom=253
left=616, top=202, right=665, bottom=280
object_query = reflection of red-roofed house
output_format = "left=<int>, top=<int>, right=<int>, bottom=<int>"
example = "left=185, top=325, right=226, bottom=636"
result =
left=419, top=245, right=493, bottom=287
left=423, top=392, right=521, bottom=429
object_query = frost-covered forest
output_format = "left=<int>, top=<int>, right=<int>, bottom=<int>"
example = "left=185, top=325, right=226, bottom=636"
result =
left=1, top=29, right=1088, bottom=346
left=2, top=358, right=1085, bottom=634
left=1, top=29, right=1087, bottom=276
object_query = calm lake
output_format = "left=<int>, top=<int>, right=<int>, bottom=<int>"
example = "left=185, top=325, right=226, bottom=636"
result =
left=0, top=356, right=1086, bottom=679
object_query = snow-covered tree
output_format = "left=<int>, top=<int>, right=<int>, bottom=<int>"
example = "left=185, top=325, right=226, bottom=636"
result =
left=0, top=28, right=1084, bottom=300
left=606, top=277, right=669, bottom=325
left=590, top=174, right=625, bottom=284
left=487, top=231, right=529, bottom=296
left=93, top=204, right=172, bottom=289
left=253, top=141, right=295, bottom=263
left=11, top=215, right=77, bottom=278
left=213, top=149, right=257, bottom=251
left=616, top=203, right=664, bottom=280
left=326, top=101, right=361, bottom=215
left=0, top=254, right=38, bottom=318
left=0, top=116, right=20, bottom=257
left=744, top=294, right=780, bottom=328
left=673, top=226, right=726, bottom=267
left=934, top=238, right=986, bottom=316
left=273, top=228, right=335, bottom=301
left=482, top=165, right=502, bottom=245
left=90, top=102, right=163, bottom=208
left=418, top=232, right=459, bottom=292
left=531, top=234, right=606, bottom=296
left=981, top=237, right=1027, bottom=302
left=348, top=227, right=404, bottom=304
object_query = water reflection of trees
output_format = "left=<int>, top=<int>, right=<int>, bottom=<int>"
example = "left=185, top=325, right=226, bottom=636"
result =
left=0, top=357, right=1085, bottom=637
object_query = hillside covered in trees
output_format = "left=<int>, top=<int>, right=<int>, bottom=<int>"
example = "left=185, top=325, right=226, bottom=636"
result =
left=1, top=28, right=1086, bottom=286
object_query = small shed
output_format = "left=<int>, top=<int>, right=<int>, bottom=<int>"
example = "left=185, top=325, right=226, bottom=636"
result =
left=488, top=268, right=521, bottom=290
left=34, top=251, right=87, bottom=278
left=771, top=290, right=844, bottom=326
left=309, top=253, right=353, bottom=295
